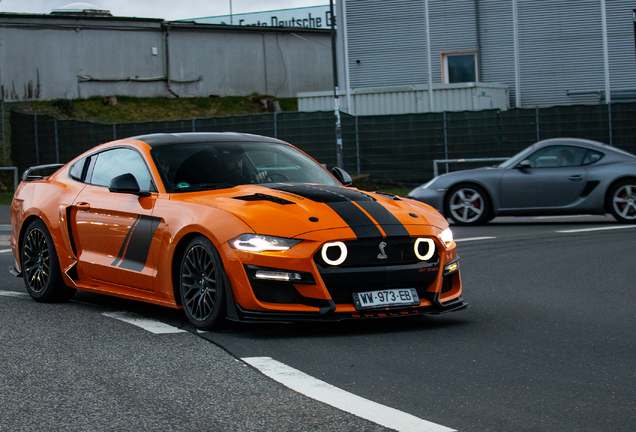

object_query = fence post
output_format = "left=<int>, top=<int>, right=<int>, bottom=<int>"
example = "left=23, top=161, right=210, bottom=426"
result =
left=443, top=111, right=449, bottom=173
left=608, top=103, right=613, bottom=146
left=535, top=106, right=540, bottom=141
left=274, top=112, right=277, bottom=138
left=113, top=123, right=117, bottom=140
left=192, top=118, right=196, bottom=132
left=34, top=113, right=40, bottom=165
left=1, top=98, right=5, bottom=165
left=54, top=120, right=60, bottom=164
left=355, top=115, right=360, bottom=173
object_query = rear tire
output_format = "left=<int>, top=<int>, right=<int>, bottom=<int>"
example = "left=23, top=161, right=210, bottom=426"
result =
left=608, top=180, right=636, bottom=223
left=445, top=184, right=492, bottom=226
left=21, top=219, right=76, bottom=302
left=179, top=236, right=227, bottom=330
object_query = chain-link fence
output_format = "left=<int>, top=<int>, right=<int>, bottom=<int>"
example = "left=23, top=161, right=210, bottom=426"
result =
left=7, top=102, right=636, bottom=187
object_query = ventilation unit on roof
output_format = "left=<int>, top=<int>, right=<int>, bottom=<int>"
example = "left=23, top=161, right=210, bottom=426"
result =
left=50, top=2, right=112, bottom=16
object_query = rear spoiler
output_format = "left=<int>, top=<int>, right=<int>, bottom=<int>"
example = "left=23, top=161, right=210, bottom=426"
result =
left=22, top=164, right=65, bottom=182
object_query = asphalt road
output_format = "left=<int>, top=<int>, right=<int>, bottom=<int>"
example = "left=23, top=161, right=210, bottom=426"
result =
left=1, top=214, right=635, bottom=431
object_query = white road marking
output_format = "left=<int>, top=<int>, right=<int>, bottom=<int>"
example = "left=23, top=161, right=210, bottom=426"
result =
left=0, top=291, right=30, bottom=298
left=556, top=225, right=636, bottom=233
left=242, top=356, right=456, bottom=432
left=102, top=311, right=186, bottom=334
left=0, top=249, right=13, bottom=253
left=454, top=236, right=496, bottom=242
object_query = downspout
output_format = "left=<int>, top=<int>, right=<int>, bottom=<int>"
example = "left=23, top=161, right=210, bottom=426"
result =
left=600, top=0, right=611, bottom=104
left=163, top=23, right=179, bottom=98
left=341, top=0, right=353, bottom=115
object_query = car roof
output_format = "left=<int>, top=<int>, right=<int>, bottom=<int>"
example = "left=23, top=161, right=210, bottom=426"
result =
left=130, top=132, right=283, bottom=148
left=537, top=138, right=635, bottom=158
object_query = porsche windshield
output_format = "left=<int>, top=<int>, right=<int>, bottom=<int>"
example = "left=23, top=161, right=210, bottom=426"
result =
left=151, top=141, right=340, bottom=192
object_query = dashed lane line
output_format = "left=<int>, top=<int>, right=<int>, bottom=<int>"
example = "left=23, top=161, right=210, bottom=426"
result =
left=454, top=236, right=496, bottom=242
left=556, top=225, right=636, bottom=233
left=102, top=311, right=187, bottom=334
left=0, top=291, right=30, bottom=298
left=243, top=356, right=456, bottom=432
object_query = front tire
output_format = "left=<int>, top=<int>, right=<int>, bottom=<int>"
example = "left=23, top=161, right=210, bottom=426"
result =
left=608, top=180, right=636, bottom=223
left=21, top=219, right=76, bottom=302
left=179, top=236, right=227, bottom=330
left=445, top=184, right=492, bottom=226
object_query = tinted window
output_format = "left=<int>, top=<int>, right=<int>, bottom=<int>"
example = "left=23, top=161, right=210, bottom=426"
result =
left=90, top=148, right=153, bottom=191
left=582, top=150, right=604, bottom=165
left=69, top=158, right=87, bottom=181
left=526, top=146, right=587, bottom=168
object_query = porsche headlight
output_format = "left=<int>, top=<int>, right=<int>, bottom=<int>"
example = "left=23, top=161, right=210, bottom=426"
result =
left=230, top=234, right=301, bottom=252
left=440, top=227, right=454, bottom=246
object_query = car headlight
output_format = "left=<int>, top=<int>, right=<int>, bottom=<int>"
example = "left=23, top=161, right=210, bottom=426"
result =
left=440, top=227, right=454, bottom=246
left=230, top=234, right=301, bottom=252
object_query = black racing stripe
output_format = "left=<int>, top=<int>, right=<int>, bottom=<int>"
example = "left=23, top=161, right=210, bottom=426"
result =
left=357, top=201, right=410, bottom=237
left=111, top=215, right=141, bottom=267
left=118, top=216, right=162, bottom=272
left=269, top=184, right=374, bottom=203
left=327, top=202, right=382, bottom=239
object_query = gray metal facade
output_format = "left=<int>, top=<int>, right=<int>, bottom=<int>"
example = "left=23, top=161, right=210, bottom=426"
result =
left=338, top=0, right=636, bottom=110
left=0, top=13, right=332, bottom=101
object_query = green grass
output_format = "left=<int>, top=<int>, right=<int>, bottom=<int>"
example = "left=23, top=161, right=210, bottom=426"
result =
left=0, top=190, right=14, bottom=205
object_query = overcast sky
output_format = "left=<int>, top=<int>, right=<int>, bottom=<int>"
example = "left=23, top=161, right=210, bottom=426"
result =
left=0, top=0, right=329, bottom=20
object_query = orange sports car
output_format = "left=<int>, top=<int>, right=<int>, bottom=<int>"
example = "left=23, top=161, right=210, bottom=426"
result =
left=10, top=133, right=466, bottom=329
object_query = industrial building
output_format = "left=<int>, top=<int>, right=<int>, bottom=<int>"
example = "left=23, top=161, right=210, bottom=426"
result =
left=299, top=0, right=636, bottom=116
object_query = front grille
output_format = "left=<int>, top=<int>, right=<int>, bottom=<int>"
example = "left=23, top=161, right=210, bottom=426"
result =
left=441, top=275, right=453, bottom=293
left=314, top=237, right=438, bottom=268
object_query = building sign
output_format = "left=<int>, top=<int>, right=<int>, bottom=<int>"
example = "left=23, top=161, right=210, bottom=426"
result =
left=180, top=5, right=333, bottom=29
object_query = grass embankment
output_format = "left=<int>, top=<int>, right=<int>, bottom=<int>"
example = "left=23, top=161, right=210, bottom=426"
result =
left=1, top=95, right=411, bottom=202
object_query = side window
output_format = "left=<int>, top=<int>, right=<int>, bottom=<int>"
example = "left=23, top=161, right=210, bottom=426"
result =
left=89, top=148, right=153, bottom=191
left=69, top=157, right=87, bottom=181
left=526, top=146, right=587, bottom=168
left=582, top=150, right=604, bottom=165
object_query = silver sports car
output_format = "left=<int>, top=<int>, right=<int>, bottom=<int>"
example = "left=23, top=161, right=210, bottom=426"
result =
left=407, top=138, right=636, bottom=225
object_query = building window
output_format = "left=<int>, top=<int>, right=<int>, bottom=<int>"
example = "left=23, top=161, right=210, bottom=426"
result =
left=442, top=52, right=478, bottom=83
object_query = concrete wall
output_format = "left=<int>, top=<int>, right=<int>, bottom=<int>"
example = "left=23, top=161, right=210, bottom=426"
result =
left=0, top=13, right=332, bottom=101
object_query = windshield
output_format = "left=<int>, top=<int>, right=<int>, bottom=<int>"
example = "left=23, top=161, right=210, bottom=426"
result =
left=151, top=141, right=340, bottom=192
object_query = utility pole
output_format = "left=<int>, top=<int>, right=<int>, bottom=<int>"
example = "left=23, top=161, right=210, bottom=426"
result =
left=329, top=0, right=343, bottom=168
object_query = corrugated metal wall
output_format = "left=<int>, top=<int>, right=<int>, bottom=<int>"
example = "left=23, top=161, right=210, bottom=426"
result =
left=346, top=0, right=428, bottom=87
left=606, top=1, right=636, bottom=91
left=477, top=1, right=518, bottom=106
left=516, top=0, right=604, bottom=106
left=342, top=0, right=636, bottom=109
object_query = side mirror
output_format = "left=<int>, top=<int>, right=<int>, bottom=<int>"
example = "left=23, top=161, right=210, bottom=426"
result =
left=331, top=167, right=353, bottom=186
left=109, top=173, right=151, bottom=197
left=516, top=160, right=532, bottom=170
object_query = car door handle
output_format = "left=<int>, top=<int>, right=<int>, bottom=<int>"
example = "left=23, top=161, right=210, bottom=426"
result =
left=569, top=175, right=583, bottom=181
left=75, top=202, right=91, bottom=211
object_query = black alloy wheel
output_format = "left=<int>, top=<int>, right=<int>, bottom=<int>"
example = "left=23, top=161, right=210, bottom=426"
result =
left=179, top=236, right=227, bottom=330
left=21, top=219, right=75, bottom=302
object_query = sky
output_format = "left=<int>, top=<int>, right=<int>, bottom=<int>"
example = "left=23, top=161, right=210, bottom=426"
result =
left=0, top=0, right=329, bottom=20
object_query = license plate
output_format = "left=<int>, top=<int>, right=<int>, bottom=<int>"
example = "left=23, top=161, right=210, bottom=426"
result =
left=352, top=288, right=420, bottom=310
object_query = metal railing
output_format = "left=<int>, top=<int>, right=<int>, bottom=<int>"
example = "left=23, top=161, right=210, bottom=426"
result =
left=433, top=158, right=508, bottom=177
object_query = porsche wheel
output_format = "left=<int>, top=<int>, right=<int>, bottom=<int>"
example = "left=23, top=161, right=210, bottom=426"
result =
left=179, top=236, right=227, bottom=330
left=608, top=180, right=636, bottom=223
left=445, top=184, right=491, bottom=226
left=21, top=219, right=76, bottom=302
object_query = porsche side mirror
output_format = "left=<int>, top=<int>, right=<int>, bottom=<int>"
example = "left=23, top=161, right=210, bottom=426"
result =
left=109, top=173, right=151, bottom=197
left=516, top=160, right=532, bottom=170
left=331, top=167, right=353, bottom=186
